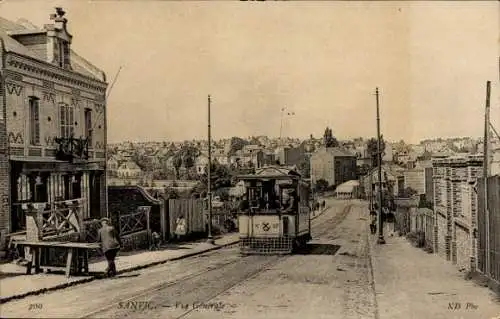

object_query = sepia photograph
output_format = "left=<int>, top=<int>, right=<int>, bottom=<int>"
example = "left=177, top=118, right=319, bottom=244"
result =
left=0, top=0, right=499, bottom=318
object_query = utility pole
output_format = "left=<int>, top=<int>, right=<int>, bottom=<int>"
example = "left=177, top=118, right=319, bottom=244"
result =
left=376, top=87, right=385, bottom=244
left=279, top=107, right=285, bottom=144
left=207, top=95, right=214, bottom=245
left=103, top=65, right=122, bottom=218
left=279, top=107, right=295, bottom=145
left=483, top=81, right=491, bottom=274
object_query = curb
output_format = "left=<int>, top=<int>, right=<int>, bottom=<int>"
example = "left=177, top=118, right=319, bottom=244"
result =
left=0, top=238, right=240, bottom=305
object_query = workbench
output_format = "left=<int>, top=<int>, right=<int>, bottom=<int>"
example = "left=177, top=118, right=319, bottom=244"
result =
left=15, top=241, right=101, bottom=278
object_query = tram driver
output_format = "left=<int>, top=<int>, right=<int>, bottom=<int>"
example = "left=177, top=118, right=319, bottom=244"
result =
left=281, top=188, right=296, bottom=213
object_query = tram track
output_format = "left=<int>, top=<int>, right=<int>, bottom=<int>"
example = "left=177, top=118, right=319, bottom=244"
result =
left=81, top=203, right=353, bottom=319
left=171, top=203, right=355, bottom=319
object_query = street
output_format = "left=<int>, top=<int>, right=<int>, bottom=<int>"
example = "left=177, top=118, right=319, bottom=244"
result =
left=1, top=199, right=376, bottom=319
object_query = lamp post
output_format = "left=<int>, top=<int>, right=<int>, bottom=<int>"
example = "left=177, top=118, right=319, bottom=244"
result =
left=206, top=95, right=215, bottom=245
left=376, top=87, right=386, bottom=244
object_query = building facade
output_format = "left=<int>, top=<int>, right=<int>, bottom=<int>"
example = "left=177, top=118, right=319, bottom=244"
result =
left=275, top=145, right=305, bottom=167
left=403, top=168, right=426, bottom=195
left=310, top=147, right=357, bottom=188
left=0, top=10, right=108, bottom=248
left=432, top=155, right=483, bottom=272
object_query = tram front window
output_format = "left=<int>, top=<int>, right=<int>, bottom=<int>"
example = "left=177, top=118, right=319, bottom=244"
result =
left=243, top=182, right=281, bottom=213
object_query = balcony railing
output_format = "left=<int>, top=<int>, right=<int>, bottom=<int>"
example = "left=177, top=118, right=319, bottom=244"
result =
left=21, top=198, right=84, bottom=239
left=55, top=136, right=90, bottom=162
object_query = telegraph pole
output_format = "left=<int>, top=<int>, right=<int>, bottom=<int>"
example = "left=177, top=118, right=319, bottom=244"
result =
left=376, top=87, right=385, bottom=244
left=483, top=81, right=491, bottom=274
left=103, top=66, right=122, bottom=218
left=207, top=95, right=215, bottom=245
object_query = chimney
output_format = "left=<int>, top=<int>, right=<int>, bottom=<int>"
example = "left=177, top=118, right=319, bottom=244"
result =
left=52, top=7, right=68, bottom=31
left=45, top=7, right=72, bottom=68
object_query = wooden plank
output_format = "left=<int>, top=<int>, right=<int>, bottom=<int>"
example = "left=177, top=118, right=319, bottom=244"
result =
left=15, top=240, right=100, bottom=249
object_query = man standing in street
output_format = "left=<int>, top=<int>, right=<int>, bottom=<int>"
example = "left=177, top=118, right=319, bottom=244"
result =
left=97, top=217, right=122, bottom=277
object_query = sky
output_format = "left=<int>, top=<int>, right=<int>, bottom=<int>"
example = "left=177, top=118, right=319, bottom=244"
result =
left=0, top=1, right=498, bottom=144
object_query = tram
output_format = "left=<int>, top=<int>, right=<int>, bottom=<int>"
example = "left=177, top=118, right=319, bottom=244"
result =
left=236, top=166, right=312, bottom=255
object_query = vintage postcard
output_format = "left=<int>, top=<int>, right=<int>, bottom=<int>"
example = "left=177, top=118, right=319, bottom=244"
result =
left=0, top=1, right=499, bottom=318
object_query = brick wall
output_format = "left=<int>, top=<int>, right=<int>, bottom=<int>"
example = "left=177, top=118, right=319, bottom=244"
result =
left=455, top=223, right=471, bottom=272
left=0, top=40, right=11, bottom=250
left=425, top=167, right=434, bottom=202
left=121, top=230, right=149, bottom=251
left=437, top=212, right=447, bottom=258
left=3, top=52, right=107, bottom=162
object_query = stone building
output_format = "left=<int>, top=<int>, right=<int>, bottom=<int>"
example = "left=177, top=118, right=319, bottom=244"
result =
left=275, top=145, right=305, bottom=167
left=310, top=147, right=357, bottom=188
left=117, top=160, right=142, bottom=178
left=0, top=10, right=108, bottom=248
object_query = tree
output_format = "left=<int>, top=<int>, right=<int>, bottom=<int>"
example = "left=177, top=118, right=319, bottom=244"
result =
left=228, top=137, right=248, bottom=156
left=173, top=154, right=182, bottom=179
left=131, top=151, right=153, bottom=172
left=366, top=135, right=386, bottom=167
left=163, top=186, right=179, bottom=199
left=183, top=155, right=194, bottom=169
left=323, top=127, right=339, bottom=148
left=172, top=145, right=199, bottom=179
left=197, top=162, right=232, bottom=194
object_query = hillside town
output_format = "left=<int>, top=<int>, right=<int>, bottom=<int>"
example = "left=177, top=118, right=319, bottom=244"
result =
left=0, top=5, right=499, bottom=319
left=106, top=134, right=500, bottom=198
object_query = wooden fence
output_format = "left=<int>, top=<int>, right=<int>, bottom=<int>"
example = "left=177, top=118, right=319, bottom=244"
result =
left=166, top=199, right=238, bottom=239
left=118, top=206, right=151, bottom=236
left=477, top=175, right=500, bottom=285
left=394, top=207, right=411, bottom=235
left=393, top=197, right=419, bottom=235
left=167, top=199, right=205, bottom=238
left=414, top=208, right=435, bottom=248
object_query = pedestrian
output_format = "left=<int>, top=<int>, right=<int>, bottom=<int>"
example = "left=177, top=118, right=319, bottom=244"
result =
left=97, top=217, right=122, bottom=277
left=150, top=231, right=161, bottom=250
left=175, top=215, right=187, bottom=241
left=370, top=215, right=377, bottom=234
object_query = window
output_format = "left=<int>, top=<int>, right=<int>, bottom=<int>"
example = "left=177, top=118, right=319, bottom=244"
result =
left=59, top=103, right=74, bottom=138
left=84, top=108, right=92, bottom=145
left=62, top=41, right=71, bottom=68
left=29, top=97, right=40, bottom=145
left=58, top=40, right=64, bottom=67
left=56, top=40, right=71, bottom=68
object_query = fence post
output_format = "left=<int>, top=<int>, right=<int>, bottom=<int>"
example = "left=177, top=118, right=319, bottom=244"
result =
left=160, top=200, right=166, bottom=242
left=146, top=208, right=151, bottom=247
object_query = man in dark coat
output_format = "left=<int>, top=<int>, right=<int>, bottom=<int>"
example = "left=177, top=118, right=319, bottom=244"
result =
left=97, top=217, right=122, bottom=277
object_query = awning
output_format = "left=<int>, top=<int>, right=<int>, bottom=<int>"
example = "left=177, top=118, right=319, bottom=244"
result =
left=335, top=180, right=360, bottom=194
left=11, top=157, right=105, bottom=172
